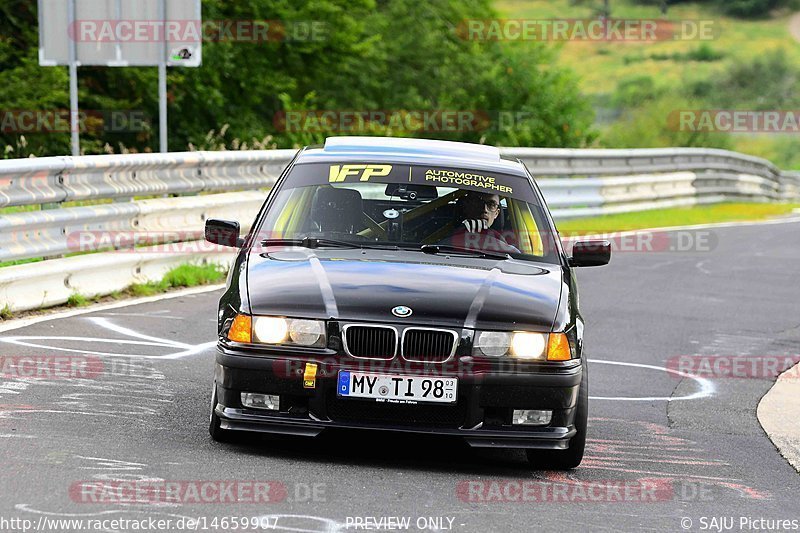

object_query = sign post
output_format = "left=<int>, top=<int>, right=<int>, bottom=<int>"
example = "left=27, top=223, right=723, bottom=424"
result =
left=38, top=0, right=202, bottom=155
left=159, top=0, right=168, bottom=153
left=67, top=0, right=79, bottom=155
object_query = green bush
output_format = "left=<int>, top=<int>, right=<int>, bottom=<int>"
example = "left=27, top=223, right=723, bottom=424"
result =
left=720, top=0, right=793, bottom=17
left=600, top=96, right=733, bottom=149
left=162, top=263, right=227, bottom=287
left=633, top=0, right=799, bottom=18
left=611, top=76, right=663, bottom=108
left=685, top=43, right=724, bottom=62
left=688, top=49, right=799, bottom=110
left=623, top=45, right=723, bottom=66
left=66, top=293, right=89, bottom=307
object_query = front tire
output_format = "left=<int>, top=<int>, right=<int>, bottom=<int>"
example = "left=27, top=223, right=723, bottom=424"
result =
left=209, top=382, right=235, bottom=443
left=526, top=366, right=588, bottom=470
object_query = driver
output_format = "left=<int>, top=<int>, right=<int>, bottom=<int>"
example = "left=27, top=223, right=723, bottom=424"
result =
left=448, top=191, right=519, bottom=253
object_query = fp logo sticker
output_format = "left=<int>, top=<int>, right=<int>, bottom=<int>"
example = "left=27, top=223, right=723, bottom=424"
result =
left=328, top=164, right=392, bottom=183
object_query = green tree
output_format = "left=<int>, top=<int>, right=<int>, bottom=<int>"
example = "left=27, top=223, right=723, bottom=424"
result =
left=1, top=0, right=596, bottom=155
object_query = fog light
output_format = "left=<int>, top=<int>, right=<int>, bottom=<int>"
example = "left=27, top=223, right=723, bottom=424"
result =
left=241, top=393, right=280, bottom=411
left=512, top=409, right=552, bottom=426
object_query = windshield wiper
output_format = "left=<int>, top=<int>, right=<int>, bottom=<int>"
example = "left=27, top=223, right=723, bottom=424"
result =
left=260, top=238, right=398, bottom=250
left=419, top=244, right=510, bottom=260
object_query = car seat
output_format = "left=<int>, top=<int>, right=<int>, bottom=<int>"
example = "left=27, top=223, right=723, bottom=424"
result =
left=310, top=187, right=364, bottom=234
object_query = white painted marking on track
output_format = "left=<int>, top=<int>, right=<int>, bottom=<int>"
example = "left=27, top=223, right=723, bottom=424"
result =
left=589, top=358, right=715, bottom=401
left=88, top=317, right=193, bottom=348
left=159, top=341, right=217, bottom=360
left=0, top=317, right=214, bottom=359
left=695, top=260, right=712, bottom=275
left=99, top=312, right=183, bottom=319
left=0, top=337, right=184, bottom=358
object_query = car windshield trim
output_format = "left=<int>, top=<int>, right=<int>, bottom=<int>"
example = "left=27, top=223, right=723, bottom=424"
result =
left=419, top=244, right=510, bottom=260
left=260, top=237, right=400, bottom=251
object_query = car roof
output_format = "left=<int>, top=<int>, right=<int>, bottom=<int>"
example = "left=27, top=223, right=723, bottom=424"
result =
left=295, top=136, right=529, bottom=176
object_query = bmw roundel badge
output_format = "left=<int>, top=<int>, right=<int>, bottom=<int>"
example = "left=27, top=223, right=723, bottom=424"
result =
left=392, top=305, right=413, bottom=318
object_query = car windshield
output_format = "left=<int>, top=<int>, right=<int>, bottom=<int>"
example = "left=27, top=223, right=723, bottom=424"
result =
left=254, top=162, right=561, bottom=264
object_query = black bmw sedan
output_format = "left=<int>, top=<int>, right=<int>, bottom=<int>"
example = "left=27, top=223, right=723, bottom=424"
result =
left=204, top=136, right=610, bottom=469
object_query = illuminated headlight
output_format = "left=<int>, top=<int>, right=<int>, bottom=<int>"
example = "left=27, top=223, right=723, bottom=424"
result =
left=252, top=316, right=326, bottom=347
left=253, top=317, right=289, bottom=344
left=473, top=331, right=547, bottom=359
left=510, top=332, right=547, bottom=359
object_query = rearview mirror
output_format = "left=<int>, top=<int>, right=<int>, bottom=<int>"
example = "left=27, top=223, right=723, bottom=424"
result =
left=569, top=240, right=611, bottom=267
left=205, top=219, right=242, bottom=247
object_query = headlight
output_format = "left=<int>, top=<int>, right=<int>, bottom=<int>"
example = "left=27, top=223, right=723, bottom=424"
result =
left=473, top=330, right=566, bottom=360
left=254, top=317, right=289, bottom=344
left=228, top=315, right=326, bottom=348
left=474, top=331, right=512, bottom=357
left=287, top=319, right=325, bottom=346
left=510, top=332, right=547, bottom=359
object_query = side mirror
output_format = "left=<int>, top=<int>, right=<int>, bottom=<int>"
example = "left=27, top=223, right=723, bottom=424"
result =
left=569, top=240, right=611, bottom=267
left=205, top=219, right=242, bottom=247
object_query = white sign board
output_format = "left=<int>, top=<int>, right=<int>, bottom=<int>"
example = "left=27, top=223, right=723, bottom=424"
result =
left=39, top=0, right=201, bottom=67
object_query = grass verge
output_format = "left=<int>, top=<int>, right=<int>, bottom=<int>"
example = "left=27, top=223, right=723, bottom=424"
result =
left=0, top=257, right=43, bottom=268
left=555, top=202, right=800, bottom=234
left=128, top=263, right=228, bottom=297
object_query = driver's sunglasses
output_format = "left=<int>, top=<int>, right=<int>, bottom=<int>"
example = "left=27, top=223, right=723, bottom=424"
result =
left=466, top=197, right=500, bottom=212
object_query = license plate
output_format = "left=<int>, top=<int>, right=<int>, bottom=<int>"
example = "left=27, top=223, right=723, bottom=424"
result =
left=337, top=371, right=457, bottom=404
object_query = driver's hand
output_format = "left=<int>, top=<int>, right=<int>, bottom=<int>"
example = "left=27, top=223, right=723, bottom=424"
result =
left=462, top=219, right=489, bottom=233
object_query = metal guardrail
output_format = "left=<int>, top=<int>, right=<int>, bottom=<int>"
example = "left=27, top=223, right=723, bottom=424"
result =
left=0, top=191, right=266, bottom=262
left=0, top=150, right=295, bottom=208
left=1, top=146, right=799, bottom=312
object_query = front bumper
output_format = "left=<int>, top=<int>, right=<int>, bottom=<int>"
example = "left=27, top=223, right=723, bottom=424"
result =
left=214, top=344, right=583, bottom=449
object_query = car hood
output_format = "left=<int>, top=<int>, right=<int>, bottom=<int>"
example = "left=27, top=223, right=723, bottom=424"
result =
left=246, top=249, right=564, bottom=331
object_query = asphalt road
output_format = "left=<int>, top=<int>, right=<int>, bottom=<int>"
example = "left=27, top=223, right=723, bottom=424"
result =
left=1, top=219, right=799, bottom=533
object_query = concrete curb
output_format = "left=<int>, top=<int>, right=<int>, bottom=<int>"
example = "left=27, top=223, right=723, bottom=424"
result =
left=0, top=244, right=236, bottom=313
left=758, top=362, right=800, bottom=473
left=0, top=283, right=225, bottom=334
